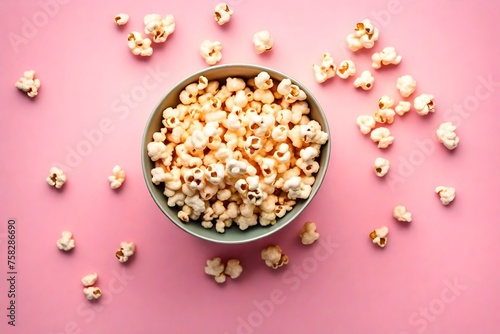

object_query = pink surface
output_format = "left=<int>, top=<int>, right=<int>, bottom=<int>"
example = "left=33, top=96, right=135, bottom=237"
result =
left=1, top=0, right=499, bottom=333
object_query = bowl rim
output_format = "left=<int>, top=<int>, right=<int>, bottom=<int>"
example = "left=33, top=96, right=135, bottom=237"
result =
left=141, top=63, right=331, bottom=244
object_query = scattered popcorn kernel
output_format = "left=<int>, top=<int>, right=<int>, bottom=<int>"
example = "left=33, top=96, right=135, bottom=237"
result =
left=253, top=30, right=274, bottom=54
left=114, top=13, right=129, bottom=26
left=214, top=3, right=233, bottom=25
left=205, top=257, right=226, bottom=283
left=47, top=166, right=67, bottom=189
left=356, top=115, right=376, bottom=135
left=393, top=205, right=412, bottom=222
left=261, top=245, right=288, bottom=269
left=15, top=70, right=40, bottom=98
left=414, top=94, right=435, bottom=116
left=81, top=273, right=98, bottom=287
left=56, top=231, right=75, bottom=251
left=144, top=14, right=175, bottom=43
left=200, top=40, right=223, bottom=65
left=436, top=186, right=456, bottom=205
left=369, top=226, right=388, bottom=248
left=127, top=31, right=153, bottom=56
left=299, top=221, right=319, bottom=245
left=346, top=19, right=379, bottom=51
left=374, top=157, right=390, bottom=177
left=374, top=97, right=396, bottom=124
left=224, top=259, right=243, bottom=279
left=396, top=75, right=416, bottom=98
left=354, top=70, right=374, bottom=90
left=395, top=101, right=411, bottom=116
left=370, top=127, right=394, bottom=148
left=108, top=165, right=126, bottom=189
left=83, top=287, right=102, bottom=300
left=115, top=241, right=136, bottom=263
left=312, top=53, right=336, bottom=83
left=371, top=46, right=402, bottom=69
left=436, top=122, right=459, bottom=150
left=336, top=60, right=356, bottom=79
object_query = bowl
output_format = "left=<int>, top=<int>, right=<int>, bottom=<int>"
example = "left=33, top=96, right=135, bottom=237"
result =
left=142, top=64, right=331, bottom=244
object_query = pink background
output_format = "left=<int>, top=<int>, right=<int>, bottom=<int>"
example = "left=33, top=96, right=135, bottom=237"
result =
left=1, top=0, right=499, bottom=333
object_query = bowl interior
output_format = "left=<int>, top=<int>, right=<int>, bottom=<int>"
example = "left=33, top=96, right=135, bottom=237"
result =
left=142, top=64, right=331, bottom=244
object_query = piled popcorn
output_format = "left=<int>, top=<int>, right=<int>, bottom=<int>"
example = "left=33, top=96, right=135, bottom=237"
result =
left=147, top=72, right=328, bottom=233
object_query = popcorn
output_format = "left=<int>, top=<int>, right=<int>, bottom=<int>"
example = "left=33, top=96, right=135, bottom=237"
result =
left=436, top=122, right=459, bottom=150
left=261, top=245, right=288, bottom=269
left=144, top=14, right=175, bottom=43
left=253, top=30, right=274, bottom=54
left=414, top=94, right=435, bottom=116
left=81, top=273, right=98, bottom=287
left=214, top=3, right=233, bottom=25
left=108, top=165, right=126, bottom=190
left=354, top=70, right=374, bottom=90
left=374, top=157, right=390, bottom=177
left=200, top=40, right=222, bottom=65
left=374, top=99, right=396, bottom=124
left=336, top=60, right=356, bottom=79
left=127, top=31, right=153, bottom=56
left=56, top=231, right=75, bottom=251
left=254, top=72, right=273, bottom=90
left=371, top=47, right=402, bottom=69
left=396, top=75, right=416, bottom=98
left=15, top=70, right=40, bottom=98
left=205, top=257, right=226, bottom=283
left=224, top=259, right=243, bottom=279
left=83, top=287, right=102, bottom=300
left=393, top=205, right=412, bottom=222
left=114, top=13, right=129, bottom=26
left=370, top=127, right=394, bottom=148
left=346, top=19, right=379, bottom=51
left=312, top=53, right=336, bottom=83
left=299, top=222, right=319, bottom=245
left=435, top=186, right=456, bottom=205
left=369, top=226, right=388, bottom=248
left=395, top=101, right=411, bottom=116
left=115, top=241, right=136, bottom=263
left=356, top=115, right=376, bottom=135
left=47, top=167, right=67, bottom=189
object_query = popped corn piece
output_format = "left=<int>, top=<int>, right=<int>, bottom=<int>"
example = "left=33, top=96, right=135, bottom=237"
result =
left=214, top=3, right=233, bottom=25
left=346, top=19, right=379, bottom=51
left=312, top=53, right=336, bottom=83
left=115, top=241, right=136, bottom=263
left=371, top=47, right=402, bottom=69
left=127, top=31, right=153, bottom=56
left=254, top=71, right=273, bottom=90
left=370, top=127, right=394, bottom=148
left=393, top=205, right=412, bottom=222
left=356, top=115, right=376, bottom=135
left=299, top=222, right=319, bottom=245
left=336, top=60, right=356, bottom=79
left=56, top=231, right=75, bottom=251
left=81, top=273, right=98, bottom=287
left=369, top=226, right=388, bottom=248
left=378, top=95, right=394, bottom=110
left=83, top=287, right=102, bottom=300
left=374, top=157, right=390, bottom=177
left=200, top=40, right=222, bottom=65
left=414, top=94, right=435, bottom=116
left=114, top=13, right=129, bottom=26
left=47, top=167, right=67, bottom=189
left=108, top=165, right=126, bottom=190
left=396, top=75, right=416, bottom=98
left=144, top=14, right=175, bottom=43
left=374, top=107, right=396, bottom=124
left=354, top=70, right=374, bottom=90
left=224, top=259, right=243, bottom=279
left=436, top=186, right=456, bottom=205
left=253, top=30, right=274, bottom=54
left=395, top=101, right=411, bottom=116
left=15, top=70, right=40, bottom=98
left=436, top=122, right=459, bottom=150
left=205, top=257, right=226, bottom=283
left=261, top=245, right=288, bottom=269
left=197, top=76, right=208, bottom=90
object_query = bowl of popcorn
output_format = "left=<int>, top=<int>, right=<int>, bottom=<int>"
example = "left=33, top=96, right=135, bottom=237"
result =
left=142, top=64, right=330, bottom=243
